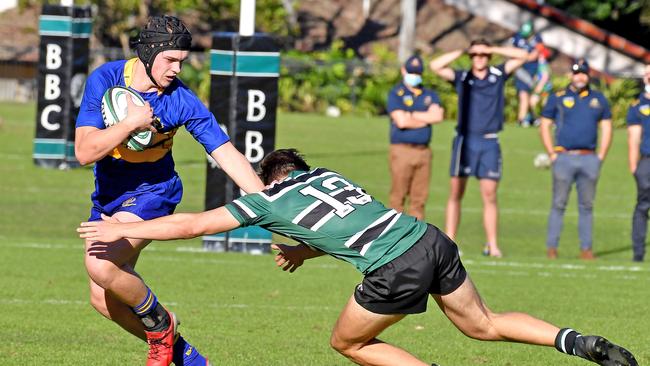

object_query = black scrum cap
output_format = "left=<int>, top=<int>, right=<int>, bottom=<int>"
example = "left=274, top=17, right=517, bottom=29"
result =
left=132, top=15, right=192, bottom=87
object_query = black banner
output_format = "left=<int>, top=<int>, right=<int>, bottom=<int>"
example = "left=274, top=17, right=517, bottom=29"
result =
left=33, top=5, right=91, bottom=169
left=204, top=32, right=279, bottom=252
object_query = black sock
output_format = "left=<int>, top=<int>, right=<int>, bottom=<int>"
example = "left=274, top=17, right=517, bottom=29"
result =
left=139, top=302, right=171, bottom=332
left=555, top=328, right=580, bottom=355
left=131, top=288, right=170, bottom=332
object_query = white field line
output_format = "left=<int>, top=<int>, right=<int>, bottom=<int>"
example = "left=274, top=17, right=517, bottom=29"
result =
left=5, top=242, right=647, bottom=274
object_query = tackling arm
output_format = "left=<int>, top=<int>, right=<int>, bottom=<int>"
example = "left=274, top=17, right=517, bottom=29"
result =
left=77, top=207, right=241, bottom=243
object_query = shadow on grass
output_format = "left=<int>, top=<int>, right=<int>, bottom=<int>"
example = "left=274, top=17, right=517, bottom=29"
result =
left=595, top=245, right=634, bottom=258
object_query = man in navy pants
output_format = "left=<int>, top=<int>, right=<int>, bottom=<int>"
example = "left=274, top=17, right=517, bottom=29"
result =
left=539, top=59, right=612, bottom=260
left=626, top=63, right=650, bottom=262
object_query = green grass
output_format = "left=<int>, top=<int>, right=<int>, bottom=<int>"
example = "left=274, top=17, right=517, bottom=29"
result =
left=0, top=101, right=647, bottom=365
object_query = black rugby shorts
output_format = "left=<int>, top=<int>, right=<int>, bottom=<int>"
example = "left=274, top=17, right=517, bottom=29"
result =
left=354, top=224, right=467, bottom=315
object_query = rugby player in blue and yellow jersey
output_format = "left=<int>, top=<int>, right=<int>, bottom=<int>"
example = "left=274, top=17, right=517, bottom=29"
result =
left=79, top=149, right=637, bottom=366
left=75, top=15, right=263, bottom=366
left=429, top=39, right=529, bottom=258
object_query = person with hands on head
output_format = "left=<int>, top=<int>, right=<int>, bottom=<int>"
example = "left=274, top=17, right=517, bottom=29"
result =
left=429, top=39, right=529, bottom=258
left=78, top=148, right=638, bottom=366
left=539, top=58, right=612, bottom=260
left=626, top=63, right=650, bottom=262
left=386, top=54, right=445, bottom=220
left=74, top=15, right=263, bottom=366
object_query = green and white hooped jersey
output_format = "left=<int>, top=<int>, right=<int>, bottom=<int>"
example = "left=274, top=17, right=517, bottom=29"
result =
left=224, top=168, right=428, bottom=274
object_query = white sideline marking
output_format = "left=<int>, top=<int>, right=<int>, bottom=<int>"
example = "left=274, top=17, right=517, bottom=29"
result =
left=462, top=259, right=649, bottom=273
left=8, top=243, right=646, bottom=273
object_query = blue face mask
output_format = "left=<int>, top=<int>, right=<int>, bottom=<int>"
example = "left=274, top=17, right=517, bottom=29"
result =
left=404, top=73, right=422, bottom=87
left=645, top=84, right=650, bottom=94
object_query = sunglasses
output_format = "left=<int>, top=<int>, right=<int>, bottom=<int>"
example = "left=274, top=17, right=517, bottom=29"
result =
left=469, top=53, right=490, bottom=58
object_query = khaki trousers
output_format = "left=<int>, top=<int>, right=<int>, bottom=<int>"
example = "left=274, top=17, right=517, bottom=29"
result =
left=389, top=144, right=432, bottom=220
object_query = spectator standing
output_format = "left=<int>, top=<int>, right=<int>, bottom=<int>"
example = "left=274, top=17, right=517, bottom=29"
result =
left=429, top=39, right=528, bottom=257
left=386, top=55, right=444, bottom=220
left=511, top=20, right=545, bottom=127
left=539, top=59, right=613, bottom=260
left=626, top=63, right=650, bottom=262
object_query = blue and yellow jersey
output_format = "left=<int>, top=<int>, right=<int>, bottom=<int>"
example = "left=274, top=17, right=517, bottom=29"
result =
left=76, top=58, right=229, bottom=202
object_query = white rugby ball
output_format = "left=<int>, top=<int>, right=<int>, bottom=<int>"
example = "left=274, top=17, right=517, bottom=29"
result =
left=101, top=86, right=154, bottom=151
left=533, top=152, right=551, bottom=169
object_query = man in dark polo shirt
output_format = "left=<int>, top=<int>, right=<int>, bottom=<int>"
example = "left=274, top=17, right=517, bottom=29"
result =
left=429, top=39, right=528, bottom=257
left=386, top=55, right=444, bottom=220
left=540, top=59, right=612, bottom=260
left=626, top=63, right=650, bottom=262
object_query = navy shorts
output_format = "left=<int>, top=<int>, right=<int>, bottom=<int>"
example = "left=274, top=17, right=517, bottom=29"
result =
left=449, top=134, right=502, bottom=180
left=88, top=175, right=183, bottom=221
left=354, top=225, right=467, bottom=315
left=514, top=64, right=536, bottom=92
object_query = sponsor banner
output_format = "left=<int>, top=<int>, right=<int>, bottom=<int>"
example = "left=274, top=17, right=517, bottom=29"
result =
left=34, top=5, right=91, bottom=168
left=204, top=33, right=279, bottom=252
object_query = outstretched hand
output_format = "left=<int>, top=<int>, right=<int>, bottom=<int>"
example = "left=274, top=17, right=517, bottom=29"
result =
left=77, top=214, right=124, bottom=243
left=271, top=243, right=306, bottom=273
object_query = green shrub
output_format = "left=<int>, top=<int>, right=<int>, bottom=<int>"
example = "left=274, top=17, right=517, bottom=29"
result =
left=181, top=44, right=642, bottom=128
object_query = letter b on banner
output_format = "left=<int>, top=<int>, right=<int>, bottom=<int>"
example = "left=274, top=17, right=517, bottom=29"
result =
left=247, top=89, right=266, bottom=122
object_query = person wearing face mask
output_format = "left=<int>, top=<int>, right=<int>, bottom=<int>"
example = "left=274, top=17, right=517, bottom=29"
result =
left=386, top=55, right=445, bottom=220
left=539, top=58, right=612, bottom=260
left=429, top=39, right=529, bottom=258
left=626, top=64, right=650, bottom=262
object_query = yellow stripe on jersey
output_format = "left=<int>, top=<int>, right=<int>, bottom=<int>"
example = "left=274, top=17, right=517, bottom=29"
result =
left=110, top=128, right=178, bottom=163
left=124, top=58, right=137, bottom=87
left=111, top=59, right=176, bottom=163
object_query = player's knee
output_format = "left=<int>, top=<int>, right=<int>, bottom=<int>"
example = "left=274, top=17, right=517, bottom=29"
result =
left=85, top=256, right=119, bottom=290
left=329, top=333, right=354, bottom=356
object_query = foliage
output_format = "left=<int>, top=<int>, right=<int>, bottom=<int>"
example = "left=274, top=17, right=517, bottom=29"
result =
left=544, top=0, right=646, bottom=21
left=276, top=44, right=641, bottom=127
left=20, top=0, right=295, bottom=50
left=600, top=77, right=642, bottom=128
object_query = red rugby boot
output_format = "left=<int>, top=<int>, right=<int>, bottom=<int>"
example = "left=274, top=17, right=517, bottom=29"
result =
left=145, top=311, right=179, bottom=366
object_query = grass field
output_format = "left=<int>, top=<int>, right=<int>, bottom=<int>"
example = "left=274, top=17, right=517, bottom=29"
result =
left=0, top=101, right=648, bottom=365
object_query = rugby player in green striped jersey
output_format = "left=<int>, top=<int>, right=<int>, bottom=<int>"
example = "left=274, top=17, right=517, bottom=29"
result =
left=78, top=149, right=637, bottom=366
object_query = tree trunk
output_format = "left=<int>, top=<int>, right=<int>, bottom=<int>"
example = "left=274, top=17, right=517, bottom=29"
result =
left=398, top=0, right=416, bottom=63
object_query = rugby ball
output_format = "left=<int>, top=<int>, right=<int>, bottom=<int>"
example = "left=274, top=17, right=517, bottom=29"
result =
left=533, top=152, right=551, bottom=169
left=101, top=86, right=154, bottom=151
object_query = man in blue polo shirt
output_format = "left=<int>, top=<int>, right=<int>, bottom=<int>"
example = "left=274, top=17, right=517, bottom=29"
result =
left=429, top=39, right=528, bottom=257
left=626, top=63, right=650, bottom=262
left=540, top=59, right=612, bottom=260
left=386, top=55, right=444, bottom=220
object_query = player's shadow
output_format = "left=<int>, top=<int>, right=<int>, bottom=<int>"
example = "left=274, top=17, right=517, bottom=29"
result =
left=595, top=245, right=634, bottom=257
